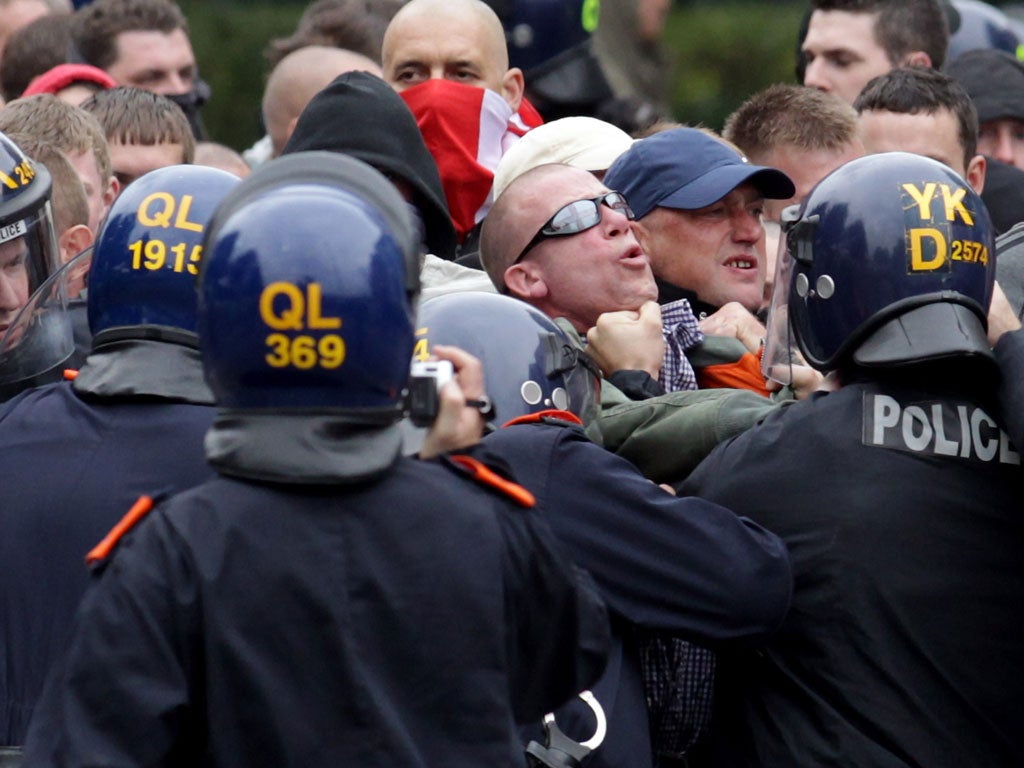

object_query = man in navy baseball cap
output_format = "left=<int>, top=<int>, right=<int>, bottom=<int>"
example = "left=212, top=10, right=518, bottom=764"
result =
left=604, top=127, right=793, bottom=317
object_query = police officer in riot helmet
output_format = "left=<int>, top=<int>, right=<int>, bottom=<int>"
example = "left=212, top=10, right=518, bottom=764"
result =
left=681, top=152, right=1024, bottom=766
left=0, top=164, right=239, bottom=754
left=414, top=291, right=792, bottom=768
left=0, top=131, right=70, bottom=401
left=23, top=152, right=610, bottom=767
left=484, top=0, right=663, bottom=131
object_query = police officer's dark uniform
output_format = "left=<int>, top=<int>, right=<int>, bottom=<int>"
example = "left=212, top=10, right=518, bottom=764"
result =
left=415, top=292, right=793, bottom=768
left=23, top=154, right=610, bottom=767
left=680, top=153, right=1024, bottom=767
left=0, top=165, right=239, bottom=752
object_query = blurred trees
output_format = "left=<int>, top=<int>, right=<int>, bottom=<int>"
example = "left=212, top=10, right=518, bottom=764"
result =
left=182, top=0, right=808, bottom=151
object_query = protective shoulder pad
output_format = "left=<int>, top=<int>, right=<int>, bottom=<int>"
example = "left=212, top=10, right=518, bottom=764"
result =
left=443, top=454, right=536, bottom=508
left=502, top=408, right=583, bottom=428
left=86, top=494, right=161, bottom=566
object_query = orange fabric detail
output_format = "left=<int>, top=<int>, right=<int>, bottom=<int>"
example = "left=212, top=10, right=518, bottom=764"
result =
left=448, top=455, right=536, bottom=508
left=86, top=495, right=156, bottom=564
left=63, top=369, right=79, bottom=380
left=695, top=352, right=771, bottom=396
left=502, top=409, right=582, bottom=428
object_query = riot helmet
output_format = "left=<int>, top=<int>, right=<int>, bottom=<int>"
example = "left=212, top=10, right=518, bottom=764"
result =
left=0, top=131, right=67, bottom=389
left=87, top=165, right=240, bottom=347
left=946, top=0, right=1022, bottom=61
left=413, top=291, right=600, bottom=425
left=488, top=0, right=612, bottom=121
left=199, top=151, right=421, bottom=414
left=776, top=152, right=994, bottom=373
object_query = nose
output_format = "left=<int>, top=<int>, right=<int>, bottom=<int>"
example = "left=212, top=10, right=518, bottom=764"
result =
left=732, top=207, right=763, bottom=243
left=994, top=127, right=1016, bottom=166
left=0, top=273, right=22, bottom=315
left=802, top=57, right=830, bottom=91
left=602, top=204, right=632, bottom=237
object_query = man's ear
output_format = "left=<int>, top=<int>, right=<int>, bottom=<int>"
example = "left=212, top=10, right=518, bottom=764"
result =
left=966, top=153, right=986, bottom=196
left=59, top=224, right=95, bottom=264
left=503, top=261, right=548, bottom=300
left=102, top=175, right=120, bottom=212
left=903, top=51, right=931, bottom=68
left=501, top=67, right=525, bottom=112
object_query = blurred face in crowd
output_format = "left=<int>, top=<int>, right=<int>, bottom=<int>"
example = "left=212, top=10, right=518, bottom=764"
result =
left=108, top=140, right=186, bottom=189
left=501, top=166, right=656, bottom=332
left=754, top=141, right=865, bottom=223
left=802, top=10, right=894, bottom=105
left=107, top=28, right=196, bottom=96
left=858, top=107, right=985, bottom=193
left=0, top=236, right=30, bottom=337
left=977, top=118, right=1024, bottom=170
left=633, top=182, right=767, bottom=312
left=0, top=0, right=49, bottom=61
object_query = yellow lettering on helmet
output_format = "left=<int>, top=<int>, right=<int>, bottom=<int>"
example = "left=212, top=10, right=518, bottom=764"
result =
left=908, top=227, right=947, bottom=271
left=306, top=283, right=341, bottom=329
left=260, top=282, right=305, bottom=330
left=940, top=184, right=974, bottom=226
left=137, top=192, right=175, bottom=228
left=902, top=182, right=937, bottom=220
left=173, top=194, right=204, bottom=232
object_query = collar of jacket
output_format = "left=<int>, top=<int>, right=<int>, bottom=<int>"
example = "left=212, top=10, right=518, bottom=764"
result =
left=72, top=339, right=214, bottom=404
left=204, top=411, right=403, bottom=485
left=655, top=278, right=718, bottom=319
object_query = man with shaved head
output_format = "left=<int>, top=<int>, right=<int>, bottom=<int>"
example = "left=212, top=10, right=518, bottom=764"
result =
left=382, top=0, right=523, bottom=111
left=262, top=44, right=380, bottom=159
left=381, top=0, right=541, bottom=251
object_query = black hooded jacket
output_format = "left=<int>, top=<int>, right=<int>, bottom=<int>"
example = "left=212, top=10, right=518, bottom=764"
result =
left=282, top=71, right=458, bottom=260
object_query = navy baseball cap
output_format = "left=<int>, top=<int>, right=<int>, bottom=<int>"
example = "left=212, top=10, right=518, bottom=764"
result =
left=603, top=127, right=795, bottom=219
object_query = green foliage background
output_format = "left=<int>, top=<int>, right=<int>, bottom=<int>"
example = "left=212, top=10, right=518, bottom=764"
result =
left=180, top=0, right=808, bottom=152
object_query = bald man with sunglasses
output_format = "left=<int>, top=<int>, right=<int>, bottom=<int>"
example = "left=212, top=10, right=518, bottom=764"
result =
left=480, top=162, right=780, bottom=480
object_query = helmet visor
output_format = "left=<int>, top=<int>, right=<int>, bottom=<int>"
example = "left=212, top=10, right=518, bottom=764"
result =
left=0, top=204, right=71, bottom=384
left=761, top=206, right=802, bottom=386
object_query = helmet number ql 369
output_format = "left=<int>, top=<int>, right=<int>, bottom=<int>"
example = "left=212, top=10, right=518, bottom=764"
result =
left=260, top=281, right=346, bottom=370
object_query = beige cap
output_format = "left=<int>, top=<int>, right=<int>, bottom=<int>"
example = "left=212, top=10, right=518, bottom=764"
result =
left=492, top=116, right=635, bottom=200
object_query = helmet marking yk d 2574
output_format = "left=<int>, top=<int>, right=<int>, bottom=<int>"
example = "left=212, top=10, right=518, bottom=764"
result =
left=198, top=151, right=422, bottom=413
left=784, top=151, right=994, bottom=371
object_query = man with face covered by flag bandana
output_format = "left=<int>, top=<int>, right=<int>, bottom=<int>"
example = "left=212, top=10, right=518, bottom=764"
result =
left=382, top=0, right=543, bottom=257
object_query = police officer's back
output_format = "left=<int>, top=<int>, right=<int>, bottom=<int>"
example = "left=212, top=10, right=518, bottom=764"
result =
left=23, top=153, right=610, bottom=767
left=681, top=153, right=1024, bottom=767
left=0, top=165, right=238, bottom=750
left=414, top=292, right=792, bottom=768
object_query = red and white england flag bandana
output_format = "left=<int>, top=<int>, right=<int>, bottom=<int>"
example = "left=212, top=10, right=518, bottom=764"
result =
left=401, top=80, right=543, bottom=242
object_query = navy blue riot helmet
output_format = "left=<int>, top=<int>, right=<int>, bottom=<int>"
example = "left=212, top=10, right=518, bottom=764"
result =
left=487, top=0, right=613, bottom=121
left=198, top=151, right=421, bottom=413
left=946, top=0, right=1022, bottom=61
left=87, top=165, right=240, bottom=346
left=414, top=292, right=600, bottom=424
left=782, top=152, right=995, bottom=372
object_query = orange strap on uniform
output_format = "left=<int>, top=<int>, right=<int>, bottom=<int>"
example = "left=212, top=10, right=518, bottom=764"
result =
left=86, top=495, right=156, bottom=564
left=447, top=455, right=536, bottom=508
left=502, top=409, right=582, bottom=428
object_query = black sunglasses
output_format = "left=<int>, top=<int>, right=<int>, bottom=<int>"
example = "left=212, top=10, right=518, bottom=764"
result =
left=512, top=192, right=635, bottom=265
